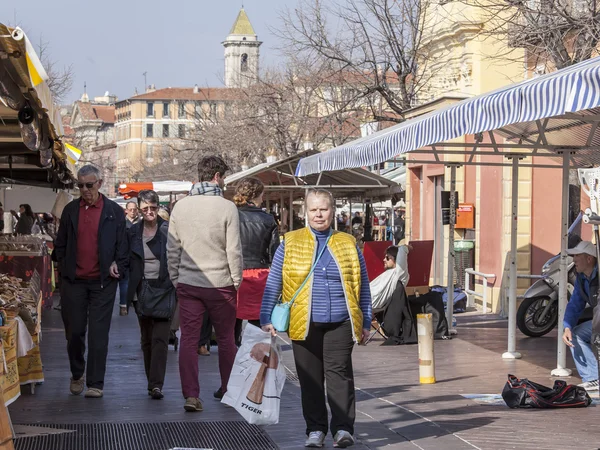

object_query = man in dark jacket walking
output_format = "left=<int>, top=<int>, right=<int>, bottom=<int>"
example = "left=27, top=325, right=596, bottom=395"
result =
left=54, top=165, right=128, bottom=398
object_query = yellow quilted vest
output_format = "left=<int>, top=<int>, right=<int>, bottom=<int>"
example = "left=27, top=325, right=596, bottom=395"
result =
left=282, top=228, right=363, bottom=342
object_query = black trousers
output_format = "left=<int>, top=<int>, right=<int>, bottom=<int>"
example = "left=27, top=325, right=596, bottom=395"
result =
left=292, top=320, right=356, bottom=436
left=60, top=278, right=117, bottom=389
left=138, top=316, right=171, bottom=390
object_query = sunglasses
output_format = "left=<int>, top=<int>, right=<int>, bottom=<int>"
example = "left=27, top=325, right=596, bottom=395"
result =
left=77, top=181, right=98, bottom=189
left=141, top=206, right=159, bottom=213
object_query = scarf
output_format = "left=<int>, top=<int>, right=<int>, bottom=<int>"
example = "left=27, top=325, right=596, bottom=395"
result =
left=189, top=182, right=223, bottom=197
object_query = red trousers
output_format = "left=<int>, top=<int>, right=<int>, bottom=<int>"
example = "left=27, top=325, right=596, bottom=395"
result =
left=176, top=283, right=237, bottom=399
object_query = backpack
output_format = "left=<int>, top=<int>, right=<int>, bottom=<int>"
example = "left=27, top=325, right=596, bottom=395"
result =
left=502, top=374, right=592, bottom=408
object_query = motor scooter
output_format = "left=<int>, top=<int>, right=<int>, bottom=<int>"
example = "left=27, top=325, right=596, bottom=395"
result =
left=516, top=213, right=584, bottom=337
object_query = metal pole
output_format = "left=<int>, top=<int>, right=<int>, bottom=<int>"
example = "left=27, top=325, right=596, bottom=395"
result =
left=551, top=151, right=572, bottom=376
left=280, top=193, right=285, bottom=230
left=391, top=202, right=396, bottom=244
left=483, top=278, right=488, bottom=314
left=446, top=165, right=457, bottom=335
left=503, top=157, right=522, bottom=359
left=289, top=190, right=294, bottom=231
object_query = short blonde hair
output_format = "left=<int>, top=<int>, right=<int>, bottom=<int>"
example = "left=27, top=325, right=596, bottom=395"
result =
left=304, top=189, right=335, bottom=210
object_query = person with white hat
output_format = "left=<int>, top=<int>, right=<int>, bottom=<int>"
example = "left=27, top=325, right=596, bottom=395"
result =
left=563, top=240, right=598, bottom=391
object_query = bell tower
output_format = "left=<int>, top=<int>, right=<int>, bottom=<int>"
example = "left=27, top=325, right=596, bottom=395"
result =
left=223, top=8, right=262, bottom=88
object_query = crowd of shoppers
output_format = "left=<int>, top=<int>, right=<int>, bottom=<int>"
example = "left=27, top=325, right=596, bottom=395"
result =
left=53, top=157, right=375, bottom=448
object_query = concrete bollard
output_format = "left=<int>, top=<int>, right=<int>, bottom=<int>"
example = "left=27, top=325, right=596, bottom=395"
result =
left=417, top=313, right=436, bottom=384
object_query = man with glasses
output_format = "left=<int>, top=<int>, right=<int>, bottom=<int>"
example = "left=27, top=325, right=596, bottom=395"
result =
left=167, top=155, right=243, bottom=412
left=54, top=165, right=128, bottom=398
left=119, top=201, right=140, bottom=315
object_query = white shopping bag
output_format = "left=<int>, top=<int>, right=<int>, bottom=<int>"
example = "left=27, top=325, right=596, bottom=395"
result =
left=222, top=324, right=286, bottom=425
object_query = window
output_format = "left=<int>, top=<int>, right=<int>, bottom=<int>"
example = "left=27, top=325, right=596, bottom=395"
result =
left=241, top=53, right=248, bottom=72
left=178, top=102, right=186, bottom=118
left=178, top=124, right=186, bottom=138
left=209, top=102, right=217, bottom=119
left=163, top=124, right=169, bottom=138
left=163, top=102, right=169, bottom=117
left=146, top=102, right=154, bottom=117
left=146, top=124, right=153, bottom=137
left=146, top=144, right=154, bottom=159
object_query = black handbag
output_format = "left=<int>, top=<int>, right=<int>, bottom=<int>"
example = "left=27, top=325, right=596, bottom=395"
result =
left=502, top=374, right=592, bottom=408
left=138, top=280, right=176, bottom=319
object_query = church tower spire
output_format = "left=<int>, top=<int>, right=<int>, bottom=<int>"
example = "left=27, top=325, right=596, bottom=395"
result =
left=222, top=8, right=262, bottom=88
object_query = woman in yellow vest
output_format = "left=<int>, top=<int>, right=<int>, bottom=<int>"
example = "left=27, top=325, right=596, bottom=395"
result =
left=260, top=189, right=372, bottom=449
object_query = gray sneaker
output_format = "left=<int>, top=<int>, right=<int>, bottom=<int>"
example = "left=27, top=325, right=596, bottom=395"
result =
left=305, top=431, right=326, bottom=448
left=69, top=377, right=85, bottom=396
left=84, top=388, right=103, bottom=398
left=578, top=380, right=599, bottom=391
left=333, top=430, right=355, bottom=448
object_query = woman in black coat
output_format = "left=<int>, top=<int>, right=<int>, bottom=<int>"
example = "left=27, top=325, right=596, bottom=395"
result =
left=127, top=190, right=174, bottom=399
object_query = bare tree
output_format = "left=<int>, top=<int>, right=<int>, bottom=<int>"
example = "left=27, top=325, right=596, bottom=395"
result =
left=37, top=37, right=74, bottom=103
left=277, top=0, right=440, bottom=123
left=459, top=0, right=600, bottom=70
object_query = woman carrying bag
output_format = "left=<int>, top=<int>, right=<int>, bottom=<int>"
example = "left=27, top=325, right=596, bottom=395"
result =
left=127, top=190, right=176, bottom=400
left=260, top=189, right=372, bottom=449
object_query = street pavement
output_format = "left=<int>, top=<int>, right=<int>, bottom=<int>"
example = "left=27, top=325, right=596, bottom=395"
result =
left=7, top=303, right=600, bottom=449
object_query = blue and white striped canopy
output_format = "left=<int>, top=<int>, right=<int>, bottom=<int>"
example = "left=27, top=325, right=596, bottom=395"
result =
left=296, top=56, right=600, bottom=177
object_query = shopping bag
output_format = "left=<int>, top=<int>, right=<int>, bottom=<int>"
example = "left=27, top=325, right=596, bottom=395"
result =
left=222, top=324, right=286, bottom=425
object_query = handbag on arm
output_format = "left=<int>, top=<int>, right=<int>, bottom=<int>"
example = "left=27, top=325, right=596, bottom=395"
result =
left=271, top=234, right=331, bottom=332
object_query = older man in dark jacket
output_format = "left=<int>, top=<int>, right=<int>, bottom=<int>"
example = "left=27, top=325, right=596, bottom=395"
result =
left=54, top=165, right=128, bottom=398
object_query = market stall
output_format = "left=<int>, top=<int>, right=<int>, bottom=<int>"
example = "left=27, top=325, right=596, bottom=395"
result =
left=118, top=181, right=193, bottom=205
left=0, top=23, right=76, bottom=447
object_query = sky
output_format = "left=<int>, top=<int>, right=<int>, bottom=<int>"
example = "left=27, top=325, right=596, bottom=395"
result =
left=0, top=0, right=299, bottom=104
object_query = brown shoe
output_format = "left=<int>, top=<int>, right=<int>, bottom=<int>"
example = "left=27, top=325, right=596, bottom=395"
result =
left=197, top=345, right=210, bottom=356
left=184, top=397, right=203, bottom=412
left=120, top=306, right=128, bottom=316
left=69, top=377, right=85, bottom=396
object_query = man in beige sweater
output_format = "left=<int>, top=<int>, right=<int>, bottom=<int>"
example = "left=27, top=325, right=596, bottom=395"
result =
left=167, top=155, right=243, bottom=412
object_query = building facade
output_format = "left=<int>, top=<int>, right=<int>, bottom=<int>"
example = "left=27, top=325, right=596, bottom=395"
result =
left=402, top=2, right=568, bottom=311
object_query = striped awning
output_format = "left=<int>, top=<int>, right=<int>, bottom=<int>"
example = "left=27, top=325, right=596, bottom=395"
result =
left=296, top=56, right=600, bottom=177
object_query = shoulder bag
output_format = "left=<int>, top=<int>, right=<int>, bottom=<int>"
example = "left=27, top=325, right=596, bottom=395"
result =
left=271, top=234, right=331, bottom=332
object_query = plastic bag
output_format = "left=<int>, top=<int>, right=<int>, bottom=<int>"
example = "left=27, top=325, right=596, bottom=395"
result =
left=222, top=324, right=286, bottom=425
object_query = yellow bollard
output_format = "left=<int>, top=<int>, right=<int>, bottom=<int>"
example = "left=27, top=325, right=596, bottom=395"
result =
left=417, top=313, right=436, bottom=384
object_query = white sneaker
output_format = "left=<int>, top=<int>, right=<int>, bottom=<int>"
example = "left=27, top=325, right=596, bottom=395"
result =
left=578, top=380, right=599, bottom=391
left=305, top=431, right=326, bottom=448
left=333, top=430, right=355, bottom=448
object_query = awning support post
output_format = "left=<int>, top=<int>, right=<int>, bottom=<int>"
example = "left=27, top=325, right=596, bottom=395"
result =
left=446, top=164, right=457, bottom=335
left=503, top=156, right=522, bottom=359
left=551, top=151, right=573, bottom=376
left=289, top=190, right=294, bottom=231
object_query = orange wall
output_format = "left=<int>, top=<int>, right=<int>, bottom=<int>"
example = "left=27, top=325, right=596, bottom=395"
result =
left=531, top=161, right=562, bottom=274
left=410, top=168, right=422, bottom=240
left=478, top=158, right=503, bottom=285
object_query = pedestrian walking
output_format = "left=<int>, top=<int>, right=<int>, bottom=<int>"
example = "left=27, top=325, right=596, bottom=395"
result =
left=12, top=204, right=35, bottom=235
left=127, top=190, right=175, bottom=400
left=119, top=201, right=141, bottom=316
left=167, top=155, right=243, bottom=412
left=54, top=165, right=128, bottom=398
left=233, top=177, right=279, bottom=345
left=260, top=188, right=372, bottom=449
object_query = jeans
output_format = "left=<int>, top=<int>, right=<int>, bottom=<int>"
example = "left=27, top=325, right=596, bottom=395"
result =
left=60, top=278, right=117, bottom=389
left=176, top=283, right=237, bottom=399
left=118, top=275, right=128, bottom=307
left=570, top=320, right=599, bottom=382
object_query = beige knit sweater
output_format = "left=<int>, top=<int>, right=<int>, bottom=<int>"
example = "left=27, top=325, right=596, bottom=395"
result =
left=167, top=194, right=243, bottom=289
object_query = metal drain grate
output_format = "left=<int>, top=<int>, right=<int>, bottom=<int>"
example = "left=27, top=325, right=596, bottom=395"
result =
left=284, top=365, right=299, bottom=383
left=14, top=422, right=277, bottom=450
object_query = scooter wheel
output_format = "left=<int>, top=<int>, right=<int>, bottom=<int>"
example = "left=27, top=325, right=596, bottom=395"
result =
left=517, top=296, right=558, bottom=337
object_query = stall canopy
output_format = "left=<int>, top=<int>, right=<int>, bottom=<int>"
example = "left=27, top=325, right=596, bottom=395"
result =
left=295, top=55, right=600, bottom=377
left=0, top=24, right=75, bottom=186
left=118, top=181, right=193, bottom=198
left=225, top=149, right=402, bottom=201
left=296, top=55, right=600, bottom=176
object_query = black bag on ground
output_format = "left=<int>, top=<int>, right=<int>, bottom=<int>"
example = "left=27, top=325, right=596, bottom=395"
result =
left=502, top=374, right=592, bottom=408
left=138, top=280, right=176, bottom=319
